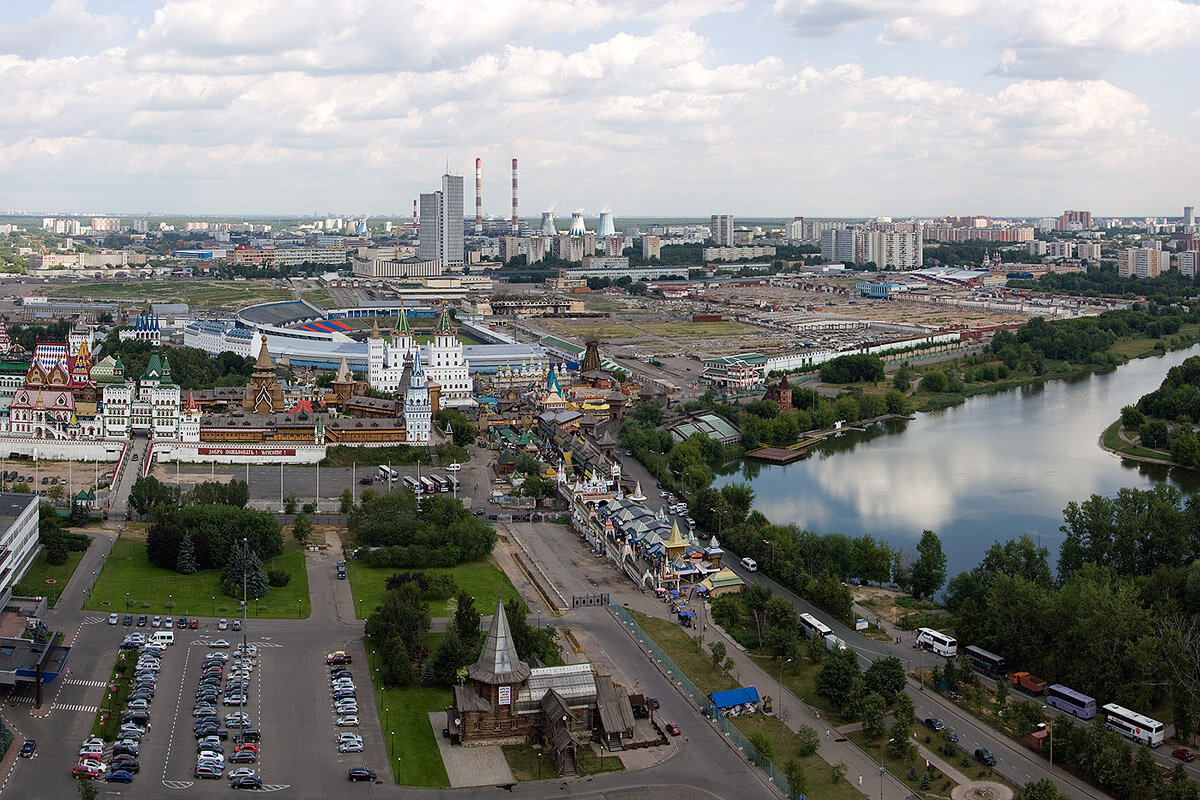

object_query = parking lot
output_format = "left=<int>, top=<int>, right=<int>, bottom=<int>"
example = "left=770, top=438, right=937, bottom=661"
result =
left=3, top=560, right=390, bottom=799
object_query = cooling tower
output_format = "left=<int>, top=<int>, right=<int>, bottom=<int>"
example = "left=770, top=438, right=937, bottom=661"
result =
left=597, top=212, right=615, bottom=238
left=568, top=212, right=587, bottom=236
left=540, top=212, right=557, bottom=236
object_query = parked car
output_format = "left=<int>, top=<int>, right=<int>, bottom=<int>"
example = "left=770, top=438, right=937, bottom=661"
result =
left=1173, top=747, right=1196, bottom=762
left=108, top=613, right=119, bottom=625
left=231, top=775, right=263, bottom=790
left=665, top=723, right=681, bottom=736
left=136, top=615, right=148, bottom=627
left=227, top=768, right=257, bottom=780
left=151, top=616, right=161, bottom=628
left=194, top=764, right=223, bottom=779
left=189, top=618, right=199, bottom=629
left=336, top=715, right=359, bottom=727
left=924, top=717, right=945, bottom=732
left=18, top=740, right=35, bottom=758
left=229, top=749, right=257, bottom=763
left=740, top=557, right=757, bottom=571
left=123, top=615, right=133, bottom=626
left=105, top=770, right=134, bottom=783
left=218, top=619, right=228, bottom=630
left=347, top=767, right=377, bottom=782
left=338, top=741, right=364, bottom=754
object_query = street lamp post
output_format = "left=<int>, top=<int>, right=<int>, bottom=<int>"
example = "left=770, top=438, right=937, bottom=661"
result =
left=778, top=658, right=792, bottom=721
left=211, top=595, right=215, bottom=616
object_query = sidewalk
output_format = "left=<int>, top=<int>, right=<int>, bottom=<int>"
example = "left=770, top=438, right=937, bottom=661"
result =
left=614, top=587, right=916, bottom=800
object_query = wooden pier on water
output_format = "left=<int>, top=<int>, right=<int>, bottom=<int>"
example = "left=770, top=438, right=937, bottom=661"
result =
left=745, top=414, right=910, bottom=464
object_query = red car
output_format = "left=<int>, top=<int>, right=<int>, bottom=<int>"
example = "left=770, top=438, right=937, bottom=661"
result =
left=1173, top=747, right=1195, bottom=762
left=189, top=619, right=199, bottom=629
left=665, top=723, right=681, bottom=736
left=326, top=651, right=352, bottom=665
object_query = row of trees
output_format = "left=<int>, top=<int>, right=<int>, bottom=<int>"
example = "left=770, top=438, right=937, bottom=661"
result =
left=348, top=489, right=495, bottom=568
left=1010, top=264, right=1200, bottom=304
left=97, top=337, right=256, bottom=391
left=943, top=487, right=1200, bottom=742
left=129, top=476, right=249, bottom=517
left=738, top=389, right=909, bottom=448
left=146, top=503, right=283, bottom=576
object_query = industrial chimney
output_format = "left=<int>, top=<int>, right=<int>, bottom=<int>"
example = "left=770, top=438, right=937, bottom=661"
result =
left=474, top=157, right=483, bottom=236
left=540, top=212, right=556, bottom=236
left=598, top=211, right=615, bottom=238
left=412, top=199, right=418, bottom=231
left=568, top=211, right=587, bottom=236
left=511, top=159, right=519, bottom=235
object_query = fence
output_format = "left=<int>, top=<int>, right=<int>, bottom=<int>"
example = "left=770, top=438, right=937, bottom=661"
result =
left=609, top=599, right=796, bottom=798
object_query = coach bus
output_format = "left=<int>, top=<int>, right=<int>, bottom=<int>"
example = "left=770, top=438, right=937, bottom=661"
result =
left=403, top=475, right=420, bottom=493
left=798, top=613, right=833, bottom=640
left=1044, top=684, right=1096, bottom=719
left=1102, top=703, right=1164, bottom=747
left=963, top=645, right=1007, bottom=678
left=914, top=628, right=957, bottom=658
left=447, top=476, right=460, bottom=494
left=420, top=476, right=436, bottom=495
left=377, top=465, right=398, bottom=482
left=431, top=475, right=449, bottom=492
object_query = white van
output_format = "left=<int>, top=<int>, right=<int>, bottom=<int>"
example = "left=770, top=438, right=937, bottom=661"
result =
left=150, top=631, right=174, bottom=646
left=740, top=557, right=758, bottom=572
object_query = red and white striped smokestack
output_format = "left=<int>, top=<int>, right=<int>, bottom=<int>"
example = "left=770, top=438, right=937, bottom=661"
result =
left=412, top=199, right=417, bottom=231
left=474, top=157, right=483, bottom=236
left=511, top=158, right=519, bottom=235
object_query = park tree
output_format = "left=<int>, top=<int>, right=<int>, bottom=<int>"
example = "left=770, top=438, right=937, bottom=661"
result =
left=863, top=656, right=906, bottom=704
left=291, top=512, right=312, bottom=544
left=366, top=582, right=431, bottom=659
left=709, top=640, right=727, bottom=669
left=379, top=635, right=413, bottom=688
left=815, top=644, right=860, bottom=708
left=910, top=530, right=947, bottom=599
left=129, top=476, right=178, bottom=516
left=339, top=488, right=354, bottom=514
left=38, top=507, right=68, bottom=565
left=176, top=533, right=198, bottom=575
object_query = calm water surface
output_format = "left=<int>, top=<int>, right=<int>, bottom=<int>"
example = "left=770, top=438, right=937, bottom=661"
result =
left=715, top=345, right=1200, bottom=579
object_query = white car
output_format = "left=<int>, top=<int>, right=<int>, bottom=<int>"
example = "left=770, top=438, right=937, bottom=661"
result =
left=335, top=715, right=359, bottom=727
left=228, top=768, right=257, bottom=780
left=335, top=702, right=358, bottom=715
left=338, top=740, right=364, bottom=753
left=108, top=613, right=119, bottom=625
left=740, top=556, right=758, bottom=572
left=446, top=463, right=461, bottom=472
left=79, top=743, right=105, bottom=757
left=210, top=639, right=230, bottom=649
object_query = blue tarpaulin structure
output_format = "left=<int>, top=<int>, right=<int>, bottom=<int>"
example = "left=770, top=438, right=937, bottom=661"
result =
left=710, top=686, right=760, bottom=708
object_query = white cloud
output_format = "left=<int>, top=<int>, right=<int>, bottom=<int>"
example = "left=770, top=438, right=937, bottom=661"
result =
left=0, top=0, right=128, bottom=58
left=0, top=1, right=1195, bottom=214
left=772, top=0, right=1200, bottom=78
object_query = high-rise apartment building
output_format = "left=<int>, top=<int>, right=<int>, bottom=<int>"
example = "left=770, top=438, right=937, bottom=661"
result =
left=860, top=227, right=923, bottom=270
left=710, top=214, right=734, bottom=246
left=1185, top=206, right=1195, bottom=227
left=1179, top=251, right=1200, bottom=278
left=1077, top=243, right=1102, bottom=262
left=1056, top=210, right=1093, bottom=231
left=786, top=217, right=805, bottom=240
left=820, top=229, right=856, bottom=263
left=641, top=235, right=661, bottom=260
left=418, top=174, right=464, bottom=271
left=1118, top=248, right=1170, bottom=278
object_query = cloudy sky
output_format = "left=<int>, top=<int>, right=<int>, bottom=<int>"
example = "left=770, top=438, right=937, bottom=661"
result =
left=2, top=0, right=1198, bottom=218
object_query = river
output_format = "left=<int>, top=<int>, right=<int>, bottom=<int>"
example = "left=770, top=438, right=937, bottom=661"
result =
left=715, top=345, right=1200, bottom=580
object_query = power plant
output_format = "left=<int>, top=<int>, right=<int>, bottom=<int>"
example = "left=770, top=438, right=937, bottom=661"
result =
left=597, top=211, right=615, bottom=238
left=540, top=212, right=556, bottom=236
left=568, top=211, right=587, bottom=236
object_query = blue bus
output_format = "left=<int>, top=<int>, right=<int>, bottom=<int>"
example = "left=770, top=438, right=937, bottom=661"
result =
left=1045, top=684, right=1096, bottom=720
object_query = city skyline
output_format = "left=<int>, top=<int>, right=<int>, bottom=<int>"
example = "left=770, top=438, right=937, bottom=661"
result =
left=1, top=0, right=1197, bottom=217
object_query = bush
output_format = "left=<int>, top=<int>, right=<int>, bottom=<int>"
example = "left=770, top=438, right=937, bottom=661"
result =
left=266, top=569, right=291, bottom=588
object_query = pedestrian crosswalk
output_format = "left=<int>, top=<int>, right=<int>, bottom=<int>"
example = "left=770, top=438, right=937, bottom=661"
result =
left=82, top=616, right=104, bottom=625
left=52, top=703, right=99, bottom=714
left=64, top=678, right=108, bottom=688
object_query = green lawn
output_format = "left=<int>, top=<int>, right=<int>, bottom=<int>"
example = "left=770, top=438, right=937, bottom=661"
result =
left=628, top=609, right=738, bottom=695
left=347, top=557, right=523, bottom=619
left=734, top=715, right=865, bottom=800
left=11, top=548, right=86, bottom=609
left=91, top=652, right=133, bottom=742
left=365, top=635, right=452, bottom=787
left=82, top=537, right=312, bottom=619
left=45, top=280, right=294, bottom=311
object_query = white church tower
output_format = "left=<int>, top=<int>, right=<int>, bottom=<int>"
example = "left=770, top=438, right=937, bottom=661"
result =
left=404, top=350, right=431, bottom=443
